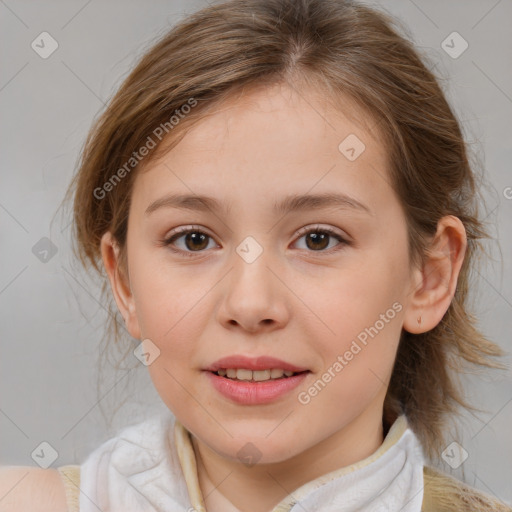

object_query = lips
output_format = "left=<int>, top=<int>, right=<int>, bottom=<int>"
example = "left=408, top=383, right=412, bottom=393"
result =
left=205, top=370, right=309, bottom=405
left=204, top=355, right=309, bottom=373
left=203, top=355, right=311, bottom=405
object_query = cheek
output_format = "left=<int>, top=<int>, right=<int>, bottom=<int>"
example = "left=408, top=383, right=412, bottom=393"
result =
left=305, top=299, right=403, bottom=417
left=129, top=244, right=213, bottom=342
left=140, top=300, right=204, bottom=415
left=128, top=256, right=210, bottom=404
left=302, top=245, right=406, bottom=379
left=306, top=259, right=403, bottom=334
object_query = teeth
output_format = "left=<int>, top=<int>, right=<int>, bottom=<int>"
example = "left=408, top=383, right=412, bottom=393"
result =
left=253, top=370, right=271, bottom=381
left=237, top=369, right=253, bottom=381
left=216, top=368, right=298, bottom=381
left=270, top=369, right=284, bottom=378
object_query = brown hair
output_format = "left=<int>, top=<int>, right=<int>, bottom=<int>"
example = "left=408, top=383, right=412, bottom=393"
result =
left=62, top=0, right=505, bottom=460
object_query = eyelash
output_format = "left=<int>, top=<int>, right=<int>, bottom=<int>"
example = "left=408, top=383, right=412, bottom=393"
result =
left=161, top=225, right=350, bottom=258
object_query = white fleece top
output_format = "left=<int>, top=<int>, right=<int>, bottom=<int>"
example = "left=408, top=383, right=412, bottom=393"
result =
left=79, top=410, right=425, bottom=512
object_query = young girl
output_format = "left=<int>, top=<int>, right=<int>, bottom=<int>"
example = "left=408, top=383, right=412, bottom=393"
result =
left=2, top=0, right=510, bottom=510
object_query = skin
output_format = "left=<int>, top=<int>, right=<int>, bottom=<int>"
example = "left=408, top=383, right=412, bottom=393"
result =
left=101, top=81, right=467, bottom=512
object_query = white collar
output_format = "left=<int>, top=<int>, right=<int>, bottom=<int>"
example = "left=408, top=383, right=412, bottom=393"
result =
left=175, top=414, right=426, bottom=512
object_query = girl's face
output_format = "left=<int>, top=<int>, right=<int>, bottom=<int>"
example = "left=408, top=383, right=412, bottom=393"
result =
left=113, top=82, right=421, bottom=464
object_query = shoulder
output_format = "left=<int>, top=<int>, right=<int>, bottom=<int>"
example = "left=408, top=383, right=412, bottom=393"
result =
left=0, top=466, right=67, bottom=512
left=422, top=465, right=512, bottom=512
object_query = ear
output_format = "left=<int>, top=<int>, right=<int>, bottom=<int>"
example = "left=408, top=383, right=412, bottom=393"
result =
left=100, top=231, right=141, bottom=340
left=403, top=215, right=467, bottom=334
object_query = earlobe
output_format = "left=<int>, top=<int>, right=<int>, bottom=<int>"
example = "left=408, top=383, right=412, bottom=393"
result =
left=100, top=231, right=141, bottom=339
left=403, top=216, right=467, bottom=334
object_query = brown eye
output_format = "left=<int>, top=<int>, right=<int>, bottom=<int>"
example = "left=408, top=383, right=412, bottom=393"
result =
left=181, top=232, right=209, bottom=251
left=306, top=232, right=330, bottom=250
left=163, top=227, right=216, bottom=256
left=294, top=226, right=348, bottom=253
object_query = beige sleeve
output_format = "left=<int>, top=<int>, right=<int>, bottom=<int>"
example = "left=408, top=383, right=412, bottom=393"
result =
left=56, top=465, right=81, bottom=512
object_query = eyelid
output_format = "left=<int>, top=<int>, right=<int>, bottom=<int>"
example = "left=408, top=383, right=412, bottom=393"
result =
left=167, top=224, right=212, bottom=238
left=294, top=224, right=348, bottom=240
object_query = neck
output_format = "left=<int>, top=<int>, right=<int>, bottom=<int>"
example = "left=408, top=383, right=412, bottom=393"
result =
left=191, top=405, right=385, bottom=512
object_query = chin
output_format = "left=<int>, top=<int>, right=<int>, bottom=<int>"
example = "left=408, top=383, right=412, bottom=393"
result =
left=197, top=424, right=307, bottom=465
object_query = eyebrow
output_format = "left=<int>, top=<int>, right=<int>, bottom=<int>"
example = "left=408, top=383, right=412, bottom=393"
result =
left=144, top=192, right=372, bottom=217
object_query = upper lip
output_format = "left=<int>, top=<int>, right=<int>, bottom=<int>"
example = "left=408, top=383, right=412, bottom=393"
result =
left=204, top=355, right=309, bottom=373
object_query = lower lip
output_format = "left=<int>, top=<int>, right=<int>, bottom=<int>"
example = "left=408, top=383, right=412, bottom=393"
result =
left=205, top=371, right=309, bottom=405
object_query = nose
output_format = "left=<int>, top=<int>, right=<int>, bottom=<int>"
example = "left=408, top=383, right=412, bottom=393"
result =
left=216, top=242, right=291, bottom=334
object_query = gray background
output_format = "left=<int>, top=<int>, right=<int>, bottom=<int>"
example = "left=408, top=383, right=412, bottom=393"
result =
left=1, top=0, right=511, bottom=505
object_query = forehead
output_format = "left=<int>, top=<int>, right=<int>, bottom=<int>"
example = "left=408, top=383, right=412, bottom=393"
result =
left=160, top=81, right=383, bottom=154
left=132, top=82, right=395, bottom=215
